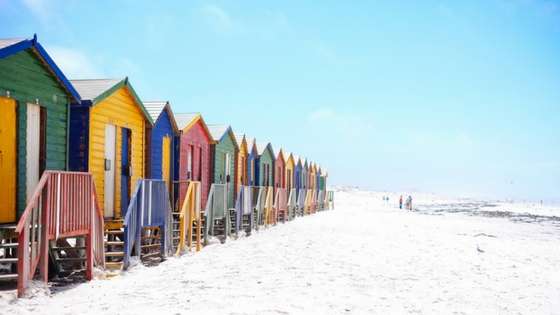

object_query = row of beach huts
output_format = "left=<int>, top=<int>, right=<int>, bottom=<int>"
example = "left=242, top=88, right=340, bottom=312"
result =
left=0, top=35, right=334, bottom=297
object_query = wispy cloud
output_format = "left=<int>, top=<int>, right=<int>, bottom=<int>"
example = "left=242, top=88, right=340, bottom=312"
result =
left=200, top=4, right=233, bottom=33
left=48, top=46, right=102, bottom=79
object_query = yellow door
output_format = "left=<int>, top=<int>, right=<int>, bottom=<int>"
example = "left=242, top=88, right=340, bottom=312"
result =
left=0, top=98, right=17, bottom=223
left=162, top=136, right=171, bottom=189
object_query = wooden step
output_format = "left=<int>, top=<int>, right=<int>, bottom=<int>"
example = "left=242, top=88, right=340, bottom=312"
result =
left=52, top=246, right=86, bottom=251
left=141, top=252, right=161, bottom=259
left=0, top=243, right=18, bottom=248
left=105, top=262, right=123, bottom=270
left=105, top=230, right=124, bottom=235
left=142, top=236, right=159, bottom=240
left=105, top=252, right=124, bottom=257
left=141, top=243, right=161, bottom=249
left=105, top=241, right=124, bottom=246
left=0, top=258, right=17, bottom=263
left=56, top=257, right=86, bottom=262
left=0, top=274, right=18, bottom=281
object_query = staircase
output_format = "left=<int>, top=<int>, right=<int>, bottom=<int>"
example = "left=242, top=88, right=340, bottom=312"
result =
left=50, top=237, right=88, bottom=283
left=0, top=225, right=18, bottom=283
left=140, top=227, right=163, bottom=266
left=229, top=208, right=237, bottom=238
left=204, top=184, right=230, bottom=244
left=9, top=171, right=105, bottom=297
left=171, top=211, right=181, bottom=252
left=104, top=224, right=125, bottom=271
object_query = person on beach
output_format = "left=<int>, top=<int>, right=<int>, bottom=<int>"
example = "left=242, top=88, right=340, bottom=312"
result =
left=399, top=195, right=403, bottom=209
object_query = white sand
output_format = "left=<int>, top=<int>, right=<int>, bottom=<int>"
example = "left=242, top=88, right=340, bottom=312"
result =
left=1, top=189, right=559, bottom=314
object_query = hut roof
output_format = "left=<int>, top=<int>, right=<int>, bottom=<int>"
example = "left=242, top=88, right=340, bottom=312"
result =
left=207, top=124, right=239, bottom=148
left=144, top=101, right=178, bottom=131
left=0, top=35, right=80, bottom=102
left=256, top=142, right=274, bottom=157
left=71, top=77, right=153, bottom=124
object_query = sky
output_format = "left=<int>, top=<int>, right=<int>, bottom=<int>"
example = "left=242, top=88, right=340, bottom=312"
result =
left=1, top=0, right=559, bottom=202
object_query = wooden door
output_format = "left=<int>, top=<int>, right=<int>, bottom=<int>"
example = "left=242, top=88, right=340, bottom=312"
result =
left=26, top=104, right=41, bottom=203
left=120, top=128, right=131, bottom=217
left=104, top=124, right=116, bottom=218
left=0, top=98, right=17, bottom=223
left=162, top=136, right=171, bottom=189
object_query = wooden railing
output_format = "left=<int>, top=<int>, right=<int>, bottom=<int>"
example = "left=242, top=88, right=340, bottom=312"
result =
left=264, top=187, right=274, bottom=226
left=304, top=189, right=313, bottom=215
left=204, top=184, right=229, bottom=244
left=123, top=179, right=172, bottom=269
left=287, top=188, right=297, bottom=219
left=176, top=181, right=201, bottom=255
left=253, top=187, right=266, bottom=230
left=311, top=190, right=318, bottom=213
left=327, top=191, right=335, bottom=209
left=317, top=190, right=325, bottom=211
left=234, top=186, right=253, bottom=233
left=16, top=171, right=104, bottom=297
left=274, top=188, right=288, bottom=224
left=297, top=189, right=306, bottom=216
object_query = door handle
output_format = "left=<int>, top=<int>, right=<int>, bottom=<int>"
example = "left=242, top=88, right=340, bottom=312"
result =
left=104, top=159, right=111, bottom=171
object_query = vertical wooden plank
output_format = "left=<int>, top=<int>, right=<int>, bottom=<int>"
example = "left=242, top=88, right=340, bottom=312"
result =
left=104, top=124, right=116, bottom=218
left=0, top=97, right=17, bottom=223
left=26, top=103, right=41, bottom=203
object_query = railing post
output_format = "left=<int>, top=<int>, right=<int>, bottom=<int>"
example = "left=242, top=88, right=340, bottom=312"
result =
left=39, top=189, right=49, bottom=283
left=17, top=225, right=29, bottom=298
left=136, top=181, right=144, bottom=258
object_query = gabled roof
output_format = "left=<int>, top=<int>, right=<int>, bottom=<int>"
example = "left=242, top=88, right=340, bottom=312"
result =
left=0, top=35, right=80, bottom=103
left=207, top=124, right=239, bottom=148
left=285, top=152, right=295, bottom=165
left=175, top=113, right=215, bottom=143
left=246, top=137, right=258, bottom=155
left=235, top=134, right=248, bottom=152
left=256, top=142, right=274, bottom=158
left=293, top=155, right=301, bottom=166
left=175, top=113, right=199, bottom=130
left=276, top=148, right=285, bottom=162
left=144, top=101, right=178, bottom=131
left=71, top=77, right=153, bottom=124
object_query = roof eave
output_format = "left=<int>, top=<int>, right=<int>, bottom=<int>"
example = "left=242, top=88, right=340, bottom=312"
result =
left=0, top=35, right=81, bottom=103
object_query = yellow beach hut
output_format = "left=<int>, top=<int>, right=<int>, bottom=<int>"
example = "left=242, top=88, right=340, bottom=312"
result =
left=69, top=78, right=153, bottom=225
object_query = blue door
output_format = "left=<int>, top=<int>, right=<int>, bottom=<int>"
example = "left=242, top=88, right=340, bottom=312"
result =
left=121, top=128, right=131, bottom=216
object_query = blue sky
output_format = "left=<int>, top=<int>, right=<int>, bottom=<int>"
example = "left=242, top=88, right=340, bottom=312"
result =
left=1, top=0, right=559, bottom=202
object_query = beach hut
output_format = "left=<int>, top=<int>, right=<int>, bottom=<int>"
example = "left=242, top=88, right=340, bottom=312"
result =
left=144, top=101, right=178, bottom=191
left=284, top=153, right=296, bottom=219
left=256, top=142, right=275, bottom=225
left=207, top=124, right=238, bottom=210
left=0, top=37, right=105, bottom=293
left=294, top=155, right=302, bottom=192
left=69, top=78, right=152, bottom=222
left=69, top=77, right=158, bottom=268
left=293, top=155, right=305, bottom=216
left=273, top=148, right=287, bottom=222
left=256, top=142, right=275, bottom=188
left=246, top=137, right=258, bottom=186
left=0, top=36, right=80, bottom=225
left=235, top=134, right=248, bottom=194
left=285, top=152, right=295, bottom=192
left=274, top=148, right=286, bottom=190
left=174, top=113, right=214, bottom=210
left=302, top=158, right=309, bottom=190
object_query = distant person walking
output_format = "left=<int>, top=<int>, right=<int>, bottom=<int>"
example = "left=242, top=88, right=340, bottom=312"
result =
left=399, top=195, right=403, bottom=209
left=406, top=195, right=413, bottom=210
